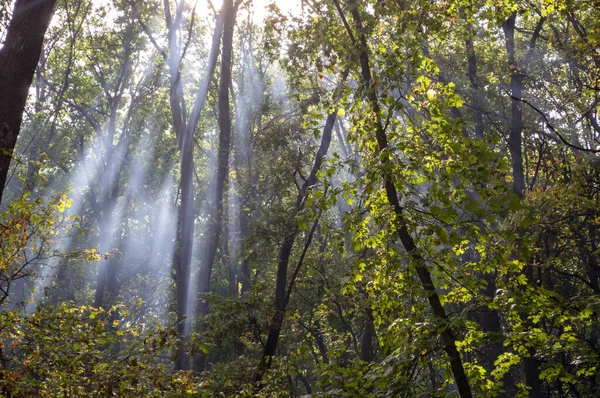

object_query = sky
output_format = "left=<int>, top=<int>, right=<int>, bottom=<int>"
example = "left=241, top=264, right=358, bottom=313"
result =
left=84, top=0, right=304, bottom=34
left=207, top=0, right=302, bottom=23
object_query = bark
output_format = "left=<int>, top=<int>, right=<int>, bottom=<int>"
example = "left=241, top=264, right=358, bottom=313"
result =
left=93, top=199, right=122, bottom=310
left=90, top=166, right=122, bottom=309
left=238, top=207, right=251, bottom=294
left=587, top=218, right=600, bottom=353
left=25, top=0, right=88, bottom=192
left=255, top=75, right=347, bottom=382
left=314, top=323, right=329, bottom=365
left=588, top=219, right=600, bottom=294
left=193, top=0, right=236, bottom=372
left=463, top=17, right=485, bottom=140
left=340, top=2, right=473, bottom=397
left=360, top=307, right=376, bottom=363
left=502, top=12, right=525, bottom=199
left=232, top=49, right=253, bottom=296
left=258, top=232, right=296, bottom=372
left=258, top=213, right=323, bottom=377
left=334, top=119, right=349, bottom=159
left=0, top=0, right=58, bottom=203
left=154, top=0, right=224, bottom=370
left=452, top=12, right=509, bottom=394
left=173, top=108, right=194, bottom=370
left=503, top=13, right=547, bottom=397
left=94, top=217, right=113, bottom=308
left=92, top=73, right=131, bottom=311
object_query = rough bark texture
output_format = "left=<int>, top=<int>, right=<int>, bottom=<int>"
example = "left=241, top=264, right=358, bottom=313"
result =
left=0, top=0, right=58, bottom=203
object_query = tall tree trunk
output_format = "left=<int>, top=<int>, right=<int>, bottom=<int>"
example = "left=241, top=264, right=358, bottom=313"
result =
left=502, top=12, right=546, bottom=397
left=194, top=0, right=236, bottom=372
left=92, top=100, right=126, bottom=309
left=256, top=106, right=342, bottom=384
left=451, top=11, right=509, bottom=394
left=259, top=232, right=296, bottom=370
left=238, top=205, right=251, bottom=294
left=0, top=0, right=58, bottom=204
left=360, top=307, right=376, bottom=363
left=232, top=39, right=256, bottom=296
left=91, top=189, right=123, bottom=310
left=503, top=12, right=525, bottom=200
left=173, top=120, right=195, bottom=370
left=94, top=215, right=113, bottom=308
left=338, top=2, right=473, bottom=396
left=155, top=1, right=225, bottom=370
left=463, top=20, right=485, bottom=140
left=254, top=65, right=349, bottom=385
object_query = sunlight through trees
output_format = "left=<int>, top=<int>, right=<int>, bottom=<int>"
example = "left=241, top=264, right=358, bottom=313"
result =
left=1, top=0, right=599, bottom=396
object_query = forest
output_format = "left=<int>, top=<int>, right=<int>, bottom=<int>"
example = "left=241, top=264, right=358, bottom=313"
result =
left=0, top=0, right=599, bottom=396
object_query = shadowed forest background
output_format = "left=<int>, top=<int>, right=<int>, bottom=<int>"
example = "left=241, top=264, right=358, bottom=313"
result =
left=0, top=0, right=599, bottom=396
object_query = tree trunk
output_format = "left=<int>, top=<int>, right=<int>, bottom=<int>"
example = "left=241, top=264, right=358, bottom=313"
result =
left=256, top=108, right=341, bottom=384
left=0, top=0, right=58, bottom=203
left=502, top=12, right=525, bottom=200
left=259, top=232, right=296, bottom=368
left=343, top=2, right=473, bottom=397
left=502, top=12, right=545, bottom=397
left=193, top=0, right=236, bottom=372
left=172, top=121, right=195, bottom=370
left=238, top=205, right=251, bottom=294
left=463, top=21, right=485, bottom=140
left=360, top=307, right=376, bottom=363
left=156, top=0, right=225, bottom=370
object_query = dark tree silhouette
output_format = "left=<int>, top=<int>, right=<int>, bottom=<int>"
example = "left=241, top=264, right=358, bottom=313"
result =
left=0, top=0, right=58, bottom=203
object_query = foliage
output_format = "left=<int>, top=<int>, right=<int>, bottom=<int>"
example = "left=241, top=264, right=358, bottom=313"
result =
left=0, top=303, right=196, bottom=397
left=2, top=0, right=600, bottom=396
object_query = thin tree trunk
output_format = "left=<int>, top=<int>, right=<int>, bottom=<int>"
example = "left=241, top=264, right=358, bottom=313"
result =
left=449, top=12, right=509, bottom=394
left=155, top=1, right=225, bottom=370
left=238, top=207, right=251, bottom=294
left=360, top=307, right=376, bottom=363
left=173, top=117, right=195, bottom=370
left=502, top=12, right=546, bottom=397
left=259, top=232, right=296, bottom=370
left=338, top=2, right=473, bottom=396
left=503, top=12, right=525, bottom=200
left=463, top=20, right=485, bottom=140
left=194, top=0, right=236, bottom=372
left=256, top=99, right=344, bottom=383
left=0, top=0, right=58, bottom=203
left=254, top=67, right=349, bottom=385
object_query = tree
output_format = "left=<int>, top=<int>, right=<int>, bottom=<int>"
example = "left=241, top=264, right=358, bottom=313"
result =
left=0, top=0, right=58, bottom=203
left=2, top=0, right=600, bottom=396
left=194, top=0, right=238, bottom=372
left=131, top=0, right=226, bottom=370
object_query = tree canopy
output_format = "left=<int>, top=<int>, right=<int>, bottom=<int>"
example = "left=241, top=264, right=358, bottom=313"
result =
left=1, top=0, right=599, bottom=396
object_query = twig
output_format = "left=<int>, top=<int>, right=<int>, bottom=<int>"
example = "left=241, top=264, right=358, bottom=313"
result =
left=507, top=92, right=600, bottom=153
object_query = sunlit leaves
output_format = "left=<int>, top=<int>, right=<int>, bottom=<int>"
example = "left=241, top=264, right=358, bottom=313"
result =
left=0, top=303, right=190, bottom=397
